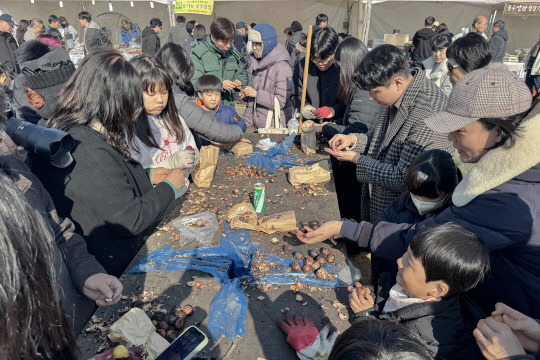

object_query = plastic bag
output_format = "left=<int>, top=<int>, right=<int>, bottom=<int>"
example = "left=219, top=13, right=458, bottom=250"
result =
left=171, top=212, right=219, bottom=247
left=208, top=277, right=247, bottom=340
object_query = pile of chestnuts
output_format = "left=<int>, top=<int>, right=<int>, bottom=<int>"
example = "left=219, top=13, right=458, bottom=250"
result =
left=147, top=304, right=194, bottom=341
left=289, top=246, right=335, bottom=280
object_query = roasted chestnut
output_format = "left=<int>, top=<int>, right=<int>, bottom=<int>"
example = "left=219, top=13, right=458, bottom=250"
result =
left=307, top=249, right=319, bottom=258
left=157, top=321, right=170, bottom=331
left=320, top=247, right=330, bottom=255
left=182, top=305, right=194, bottom=316
left=304, top=258, right=314, bottom=266
left=326, top=254, right=335, bottom=263
left=282, top=244, right=293, bottom=253
left=300, top=221, right=309, bottom=228
left=145, top=311, right=154, bottom=319
left=311, top=224, right=320, bottom=230
left=166, top=314, right=178, bottom=326
left=309, top=220, right=320, bottom=228
left=157, top=329, right=167, bottom=338
left=303, top=264, right=313, bottom=273
left=311, top=260, right=321, bottom=271
left=290, top=261, right=302, bottom=272
left=292, top=251, right=304, bottom=261
left=315, top=255, right=326, bottom=265
left=316, top=268, right=328, bottom=279
left=153, top=311, right=166, bottom=321
left=174, top=317, right=186, bottom=330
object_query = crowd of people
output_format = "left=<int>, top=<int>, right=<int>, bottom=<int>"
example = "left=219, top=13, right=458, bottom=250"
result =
left=0, top=9, right=539, bottom=360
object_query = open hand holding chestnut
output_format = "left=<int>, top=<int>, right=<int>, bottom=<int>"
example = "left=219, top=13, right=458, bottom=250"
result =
left=83, top=273, right=123, bottom=307
left=347, top=282, right=374, bottom=314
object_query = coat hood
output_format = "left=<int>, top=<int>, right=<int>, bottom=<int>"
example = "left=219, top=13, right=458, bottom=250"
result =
left=416, top=28, right=436, bottom=40
left=493, top=28, right=508, bottom=41
left=452, top=113, right=540, bottom=207
left=249, top=23, right=278, bottom=59
left=250, top=43, right=289, bottom=71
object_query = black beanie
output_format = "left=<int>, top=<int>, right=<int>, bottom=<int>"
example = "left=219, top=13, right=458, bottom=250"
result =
left=290, top=21, right=302, bottom=33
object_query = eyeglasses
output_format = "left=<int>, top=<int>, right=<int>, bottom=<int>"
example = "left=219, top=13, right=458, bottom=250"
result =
left=447, top=63, right=460, bottom=74
left=312, top=55, right=334, bottom=66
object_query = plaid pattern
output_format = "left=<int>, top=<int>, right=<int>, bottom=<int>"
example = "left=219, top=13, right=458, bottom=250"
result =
left=353, top=70, right=452, bottom=222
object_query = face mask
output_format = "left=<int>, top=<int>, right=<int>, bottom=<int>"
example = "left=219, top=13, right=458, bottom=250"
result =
left=61, top=23, right=67, bottom=28
left=410, top=194, right=449, bottom=215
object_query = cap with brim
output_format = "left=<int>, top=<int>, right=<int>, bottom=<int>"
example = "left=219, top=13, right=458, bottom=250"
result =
left=0, top=14, right=17, bottom=27
left=425, top=66, right=532, bottom=133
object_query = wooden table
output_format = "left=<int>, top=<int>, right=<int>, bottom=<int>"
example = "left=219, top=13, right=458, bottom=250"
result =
left=76, top=132, right=357, bottom=360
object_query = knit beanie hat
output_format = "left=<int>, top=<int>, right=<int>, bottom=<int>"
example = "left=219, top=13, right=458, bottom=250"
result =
left=290, top=21, right=302, bottom=33
left=249, top=23, right=277, bottom=59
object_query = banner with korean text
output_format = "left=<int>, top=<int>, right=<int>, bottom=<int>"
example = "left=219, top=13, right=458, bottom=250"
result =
left=175, top=0, right=214, bottom=15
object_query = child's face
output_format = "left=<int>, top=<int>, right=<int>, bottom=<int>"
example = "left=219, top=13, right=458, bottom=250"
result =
left=198, top=90, right=221, bottom=111
left=396, top=247, right=447, bottom=299
left=143, top=83, right=168, bottom=115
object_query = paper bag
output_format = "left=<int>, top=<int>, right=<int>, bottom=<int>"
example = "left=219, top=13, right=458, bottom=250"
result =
left=229, top=141, right=254, bottom=156
left=108, top=308, right=169, bottom=360
left=257, top=210, right=297, bottom=234
left=225, top=202, right=258, bottom=230
left=192, top=145, right=219, bottom=188
left=301, top=120, right=316, bottom=155
left=289, top=163, right=331, bottom=186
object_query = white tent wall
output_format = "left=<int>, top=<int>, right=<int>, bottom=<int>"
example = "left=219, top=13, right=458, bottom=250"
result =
left=366, top=1, right=540, bottom=52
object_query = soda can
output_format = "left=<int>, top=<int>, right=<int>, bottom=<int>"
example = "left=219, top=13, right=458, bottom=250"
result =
left=253, top=183, right=266, bottom=213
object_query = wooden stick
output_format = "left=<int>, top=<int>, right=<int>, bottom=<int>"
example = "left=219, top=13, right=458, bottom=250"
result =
left=298, top=25, right=313, bottom=135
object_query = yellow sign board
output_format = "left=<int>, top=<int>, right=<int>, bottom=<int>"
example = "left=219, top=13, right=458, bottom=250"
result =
left=175, top=0, right=214, bottom=15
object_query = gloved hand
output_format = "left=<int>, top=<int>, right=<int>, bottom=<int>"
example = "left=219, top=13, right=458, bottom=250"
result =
left=301, top=105, right=317, bottom=120
left=313, top=106, right=334, bottom=120
left=277, top=315, right=339, bottom=360
left=164, top=146, right=199, bottom=171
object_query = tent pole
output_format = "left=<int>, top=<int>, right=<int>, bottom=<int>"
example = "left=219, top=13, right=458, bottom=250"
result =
left=169, top=0, right=174, bottom=27
left=298, top=25, right=313, bottom=135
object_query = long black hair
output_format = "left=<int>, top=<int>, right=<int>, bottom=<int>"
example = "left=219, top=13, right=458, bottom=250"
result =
left=335, top=37, right=368, bottom=104
left=129, top=55, right=184, bottom=150
left=16, top=19, right=30, bottom=45
left=48, top=50, right=143, bottom=158
left=156, top=42, right=194, bottom=92
left=0, top=174, right=78, bottom=360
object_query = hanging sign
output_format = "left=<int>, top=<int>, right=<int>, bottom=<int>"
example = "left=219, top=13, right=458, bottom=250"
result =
left=504, top=2, right=540, bottom=15
left=175, top=0, right=214, bottom=15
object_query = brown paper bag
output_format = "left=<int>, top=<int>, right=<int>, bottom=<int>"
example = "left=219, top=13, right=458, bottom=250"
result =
left=301, top=120, right=316, bottom=155
left=108, top=308, right=169, bottom=360
left=289, top=163, right=331, bottom=186
left=229, top=142, right=254, bottom=156
left=257, top=210, right=297, bottom=234
left=192, top=145, right=219, bottom=188
left=225, top=202, right=259, bottom=230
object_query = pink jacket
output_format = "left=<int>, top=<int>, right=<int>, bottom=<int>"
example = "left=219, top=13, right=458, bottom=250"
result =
left=243, top=43, right=293, bottom=130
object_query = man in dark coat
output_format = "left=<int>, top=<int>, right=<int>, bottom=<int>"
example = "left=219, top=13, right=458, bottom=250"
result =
left=0, top=14, right=19, bottom=76
left=489, top=20, right=508, bottom=62
left=142, top=18, right=162, bottom=56
left=168, top=15, right=192, bottom=54
left=412, top=16, right=436, bottom=69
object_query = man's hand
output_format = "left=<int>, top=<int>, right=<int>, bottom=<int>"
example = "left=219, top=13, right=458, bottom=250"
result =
left=151, top=167, right=171, bottom=184
left=223, top=80, right=236, bottom=91
left=474, top=317, right=526, bottom=360
left=492, top=302, right=540, bottom=353
left=313, top=107, right=333, bottom=120
left=328, top=134, right=356, bottom=151
left=348, top=283, right=374, bottom=313
left=296, top=221, right=343, bottom=245
left=242, top=86, right=257, bottom=98
left=83, top=273, right=123, bottom=306
left=238, top=138, right=251, bottom=144
left=233, top=79, right=243, bottom=89
left=0, top=130, right=27, bottom=161
left=324, top=147, right=358, bottom=163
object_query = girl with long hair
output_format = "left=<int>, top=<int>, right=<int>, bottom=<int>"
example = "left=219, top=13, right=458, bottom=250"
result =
left=15, top=19, right=30, bottom=45
left=129, top=55, right=198, bottom=198
left=41, top=50, right=185, bottom=276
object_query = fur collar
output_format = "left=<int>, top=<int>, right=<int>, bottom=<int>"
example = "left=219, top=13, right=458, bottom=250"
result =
left=452, top=114, right=540, bottom=207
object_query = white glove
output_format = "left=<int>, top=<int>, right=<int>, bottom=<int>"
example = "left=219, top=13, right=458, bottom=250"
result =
left=301, top=105, right=317, bottom=120
left=164, top=147, right=199, bottom=171
left=296, top=325, right=339, bottom=360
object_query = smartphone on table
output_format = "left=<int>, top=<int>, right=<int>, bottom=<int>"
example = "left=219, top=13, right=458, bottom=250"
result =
left=156, top=326, right=209, bottom=360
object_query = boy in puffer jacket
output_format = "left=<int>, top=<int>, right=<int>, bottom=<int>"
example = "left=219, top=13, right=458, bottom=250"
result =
left=195, top=74, right=247, bottom=133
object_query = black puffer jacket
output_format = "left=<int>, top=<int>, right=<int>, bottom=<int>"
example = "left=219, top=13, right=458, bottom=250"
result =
left=142, top=26, right=161, bottom=56
left=0, top=30, right=18, bottom=76
left=172, top=85, right=243, bottom=144
left=412, top=28, right=436, bottom=68
left=489, top=28, right=508, bottom=62
left=352, top=294, right=485, bottom=360
left=322, top=87, right=381, bottom=139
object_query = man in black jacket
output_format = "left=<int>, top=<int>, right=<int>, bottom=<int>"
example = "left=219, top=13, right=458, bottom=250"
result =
left=489, top=20, right=508, bottom=63
left=411, top=16, right=436, bottom=69
left=142, top=18, right=162, bottom=56
left=0, top=14, right=19, bottom=77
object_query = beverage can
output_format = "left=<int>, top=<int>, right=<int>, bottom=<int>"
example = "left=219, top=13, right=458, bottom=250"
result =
left=253, top=183, right=266, bottom=213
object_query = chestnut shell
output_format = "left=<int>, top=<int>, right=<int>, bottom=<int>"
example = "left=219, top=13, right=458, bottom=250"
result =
left=290, top=261, right=302, bottom=272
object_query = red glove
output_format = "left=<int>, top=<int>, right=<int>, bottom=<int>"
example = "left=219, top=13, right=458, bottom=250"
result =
left=312, top=106, right=333, bottom=120
left=277, top=315, right=319, bottom=352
